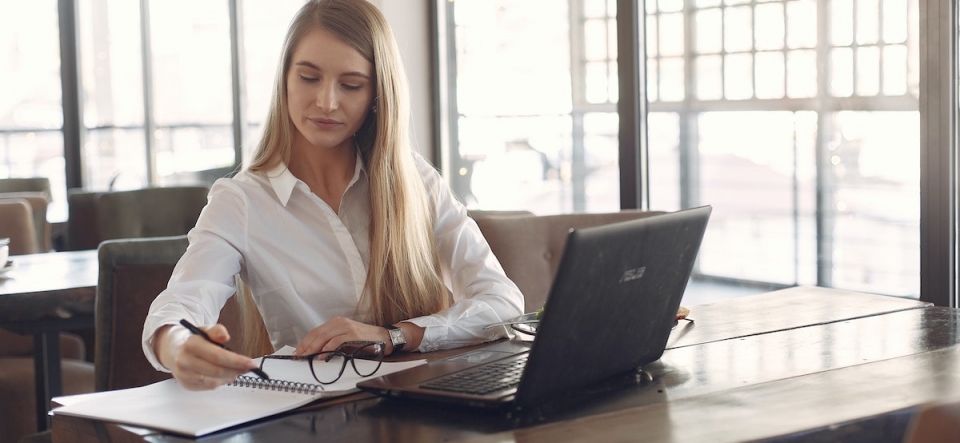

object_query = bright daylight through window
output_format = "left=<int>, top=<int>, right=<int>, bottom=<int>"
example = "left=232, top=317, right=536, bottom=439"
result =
left=0, top=0, right=304, bottom=222
left=442, top=0, right=920, bottom=299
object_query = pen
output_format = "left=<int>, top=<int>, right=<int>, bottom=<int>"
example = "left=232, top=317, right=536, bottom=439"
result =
left=179, top=319, right=270, bottom=380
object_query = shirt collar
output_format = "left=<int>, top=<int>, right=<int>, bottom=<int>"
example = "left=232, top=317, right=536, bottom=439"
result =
left=266, top=151, right=367, bottom=207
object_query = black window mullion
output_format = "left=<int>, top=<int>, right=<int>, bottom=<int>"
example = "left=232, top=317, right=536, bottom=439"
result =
left=617, top=0, right=647, bottom=210
left=58, top=0, right=84, bottom=190
left=918, top=0, right=957, bottom=306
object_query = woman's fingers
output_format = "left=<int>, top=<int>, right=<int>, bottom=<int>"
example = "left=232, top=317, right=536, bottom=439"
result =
left=295, top=317, right=388, bottom=356
left=203, top=323, right=232, bottom=345
left=174, top=331, right=259, bottom=391
left=295, top=321, right=339, bottom=355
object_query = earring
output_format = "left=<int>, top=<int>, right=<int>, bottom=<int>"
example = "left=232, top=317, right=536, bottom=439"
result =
left=371, top=96, right=378, bottom=114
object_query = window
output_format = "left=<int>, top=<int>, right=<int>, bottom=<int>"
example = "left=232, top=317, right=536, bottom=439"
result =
left=149, top=1, right=236, bottom=185
left=241, top=0, right=306, bottom=160
left=78, top=0, right=148, bottom=190
left=439, top=0, right=620, bottom=214
left=437, top=0, right=926, bottom=300
left=3, top=0, right=305, bottom=221
left=0, top=0, right=67, bottom=221
left=646, top=0, right=920, bottom=297
left=75, top=0, right=307, bottom=193
left=78, top=0, right=240, bottom=190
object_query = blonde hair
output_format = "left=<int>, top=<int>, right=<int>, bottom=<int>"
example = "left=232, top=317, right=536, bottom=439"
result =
left=235, top=276, right=274, bottom=357
left=247, top=0, right=448, bottom=327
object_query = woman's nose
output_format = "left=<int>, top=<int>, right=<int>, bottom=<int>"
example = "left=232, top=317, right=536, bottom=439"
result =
left=315, top=83, right=338, bottom=111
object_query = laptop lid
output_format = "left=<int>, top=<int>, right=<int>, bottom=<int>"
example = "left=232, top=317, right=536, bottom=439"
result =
left=514, top=205, right=711, bottom=407
left=357, top=206, right=712, bottom=409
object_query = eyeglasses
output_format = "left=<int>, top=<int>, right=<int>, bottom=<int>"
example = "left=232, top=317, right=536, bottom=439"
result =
left=259, top=341, right=386, bottom=385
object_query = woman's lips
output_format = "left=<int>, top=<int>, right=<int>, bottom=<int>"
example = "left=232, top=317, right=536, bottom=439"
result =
left=309, top=118, right=342, bottom=129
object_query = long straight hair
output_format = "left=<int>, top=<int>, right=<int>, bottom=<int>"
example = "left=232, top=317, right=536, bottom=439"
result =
left=247, top=0, right=448, bottom=327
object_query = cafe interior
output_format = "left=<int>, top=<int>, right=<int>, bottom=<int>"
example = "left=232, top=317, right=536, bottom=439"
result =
left=1, top=0, right=959, bottom=442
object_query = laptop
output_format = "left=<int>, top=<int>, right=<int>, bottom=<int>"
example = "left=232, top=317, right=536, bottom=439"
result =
left=358, top=205, right=712, bottom=410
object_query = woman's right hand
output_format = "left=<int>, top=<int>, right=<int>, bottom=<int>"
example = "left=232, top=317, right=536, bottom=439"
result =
left=153, top=323, right=260, bottom=391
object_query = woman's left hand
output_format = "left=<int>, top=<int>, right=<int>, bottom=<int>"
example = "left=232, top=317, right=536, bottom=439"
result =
left=294, top=316, right=392, bottom=356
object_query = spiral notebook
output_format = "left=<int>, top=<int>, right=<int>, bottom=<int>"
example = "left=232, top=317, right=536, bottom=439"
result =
left=51, top=346, right=426, bottom=437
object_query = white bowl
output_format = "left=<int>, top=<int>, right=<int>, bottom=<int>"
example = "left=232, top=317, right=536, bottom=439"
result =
left=0, top=241, right=8, bottom=269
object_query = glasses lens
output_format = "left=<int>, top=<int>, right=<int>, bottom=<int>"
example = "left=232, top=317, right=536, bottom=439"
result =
left=308, top=352, right=347, bottom=384
left=349, top=342, right=384, bottom=377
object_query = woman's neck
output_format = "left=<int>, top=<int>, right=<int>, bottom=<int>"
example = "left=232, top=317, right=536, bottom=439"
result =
left=287, top=138, right=358, bottom=213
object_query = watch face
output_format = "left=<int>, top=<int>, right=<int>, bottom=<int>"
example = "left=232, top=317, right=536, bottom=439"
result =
left=388, top=327, right=405, bottom=346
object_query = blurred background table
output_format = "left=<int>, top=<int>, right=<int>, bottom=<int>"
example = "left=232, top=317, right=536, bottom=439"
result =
left=0, top=249, right=98, bottom=430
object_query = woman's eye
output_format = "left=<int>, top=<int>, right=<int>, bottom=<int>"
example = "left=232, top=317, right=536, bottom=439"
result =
left=342, top=84, right=361, bottom=91
left=299, top=75, right=318, bottom=82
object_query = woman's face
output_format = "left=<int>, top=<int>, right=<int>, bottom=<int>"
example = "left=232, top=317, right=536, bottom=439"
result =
left=286, top=27, right=375, bottom=153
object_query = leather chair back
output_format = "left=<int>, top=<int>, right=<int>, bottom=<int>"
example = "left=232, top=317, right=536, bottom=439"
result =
left=472, top=210, right=666, bottom=313
left=0, top=192, right=51, bottom=252
left=0, top=199, right=38, bottom=255
left=65, top=189, right=104, bottom=251
left=95, top=235, right=264, bottom=391
left=96, top=236, right=186, bottom=390
left=0, top=178, right=52, bottom=252
left=0, top=177, right=51, bottom=196
left=96, top=186, right=210, bottom=242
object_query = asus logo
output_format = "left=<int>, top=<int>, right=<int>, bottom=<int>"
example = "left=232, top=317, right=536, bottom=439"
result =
left=619, top=267, right=646, bottom=283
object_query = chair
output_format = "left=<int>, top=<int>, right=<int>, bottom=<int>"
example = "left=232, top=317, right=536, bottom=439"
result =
left=0, top=199, right=94, bottom=443
left=0, top=193, right=50, bottom=253
left=0, top=333, right=93, bottom=443
left=471, top=210, right=666, bottom=312
left=64, top=186, right=209, bottom=384
left=0, top=193, right=51, bottom=253
left=0, top=178, right=53, bottom=253
left=96, top=186, right=210, bottom=242
left=902, top=400, right=960, bottom=443
left=0, top=178, right=52, bottom=196
left=0, top=199, right=38, bottom=255
left=63, top=189, right=104, bottom=251
left=95, top=236, right=269, bottom=392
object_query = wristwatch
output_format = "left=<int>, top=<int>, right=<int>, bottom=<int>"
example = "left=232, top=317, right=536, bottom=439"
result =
left=384, top=325, right=406, bottom=354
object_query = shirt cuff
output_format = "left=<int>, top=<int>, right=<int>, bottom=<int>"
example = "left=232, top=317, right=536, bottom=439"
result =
left=142, top=323, right=191, bottom=373
left=404, top=307, right=514, bottom=353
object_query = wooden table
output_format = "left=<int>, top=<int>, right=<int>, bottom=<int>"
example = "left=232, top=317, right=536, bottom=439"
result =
left=0, top=249, right=98, bottom=431
left=51, top=286, right=945, bottom=442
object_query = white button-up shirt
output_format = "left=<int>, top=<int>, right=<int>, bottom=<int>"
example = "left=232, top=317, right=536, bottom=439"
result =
left=142, top=152, right=524, bottom=370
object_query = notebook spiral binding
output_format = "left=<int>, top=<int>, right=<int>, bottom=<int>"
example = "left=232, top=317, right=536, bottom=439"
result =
left=230, top=375, right=325, bottom=395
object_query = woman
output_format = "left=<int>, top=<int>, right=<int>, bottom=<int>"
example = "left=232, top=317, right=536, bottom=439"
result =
left=142, top=0, right=523, bottom=391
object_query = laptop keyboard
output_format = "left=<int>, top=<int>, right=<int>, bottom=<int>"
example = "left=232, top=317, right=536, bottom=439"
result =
left=420, top=355, right=528, bottom=395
